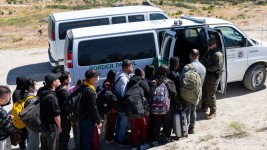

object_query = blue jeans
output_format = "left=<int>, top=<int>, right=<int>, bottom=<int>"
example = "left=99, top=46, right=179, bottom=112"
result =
left=115, top=112, right=128, bottom=143
left=185, top=101, right=197, bottom=130
left=79, top=120, right=95, bottom=150
left=27, top=127, right=40, bottom=150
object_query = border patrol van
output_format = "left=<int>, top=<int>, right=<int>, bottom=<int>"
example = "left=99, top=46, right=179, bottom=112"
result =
left=64, top=19, right=228, bottom=93
left=48, top=5, right=169, bottom=67
left=180, top=15, right=267, bottom=91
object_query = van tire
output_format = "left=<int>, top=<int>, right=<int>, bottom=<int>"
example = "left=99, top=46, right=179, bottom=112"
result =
left=243, top=64, right=266, bottom=91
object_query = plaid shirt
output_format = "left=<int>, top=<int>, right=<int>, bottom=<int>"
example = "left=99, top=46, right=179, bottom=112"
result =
left=0, top=106, right=15, bottom=140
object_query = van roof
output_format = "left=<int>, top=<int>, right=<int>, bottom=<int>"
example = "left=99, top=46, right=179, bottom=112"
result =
left=70, top=17, right=230, bottom=39
left=52, top=6, right=167, bottom=21
left=180, top=15, right=232, bottom=25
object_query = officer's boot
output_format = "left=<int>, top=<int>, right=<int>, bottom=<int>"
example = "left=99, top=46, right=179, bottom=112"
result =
left=206, top=110, right=216, bottom=120
left=196, top=107, right=208, bottom=113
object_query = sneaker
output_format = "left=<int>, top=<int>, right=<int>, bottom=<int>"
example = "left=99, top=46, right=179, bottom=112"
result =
left=140, top=143, right=150, bottom=150
left=206, top=112, right=216, bottom=120
left=118, top=141, right=130, bottom=146
left=105, top=139, right=114, bottom=144
left=151, top=141, right=159, bottom=147
left=132, top=147, right=138, bottom=150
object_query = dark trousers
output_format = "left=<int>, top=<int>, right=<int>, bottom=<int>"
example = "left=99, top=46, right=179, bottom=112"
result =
left=19, top=128, right=28, bottom=150
left=130, top=115, right=149, bottom=147
left=59, top=119, right=71, bottom=150
left=151, top=110, right=173, bottom=142
left=104, top=111, right=117, bottom=141
left=79, top=119, right=95, bottom=150
left=41, top=130, right=59, bottom=150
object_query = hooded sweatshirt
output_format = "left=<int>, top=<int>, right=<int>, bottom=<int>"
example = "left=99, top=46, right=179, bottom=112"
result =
left=37, top=86, right=60, bottom=131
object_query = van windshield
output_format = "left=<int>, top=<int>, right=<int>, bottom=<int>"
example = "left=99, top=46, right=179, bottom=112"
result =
left=78, top=33, right=156, bottom=66
left=58, top=18, right=109, bottom=40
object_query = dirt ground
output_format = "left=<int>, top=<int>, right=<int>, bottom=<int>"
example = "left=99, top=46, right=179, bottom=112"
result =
left=0, top=1, right=267, bottom=150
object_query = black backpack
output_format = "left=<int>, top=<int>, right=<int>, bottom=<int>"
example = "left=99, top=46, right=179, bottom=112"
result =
left=124, top=80, right=147, bottom=118
left=99, top=76, right=124, bottom=113
left=65, top=85, right=88, bottom=121
left=19, top=94, right=52, bottom=133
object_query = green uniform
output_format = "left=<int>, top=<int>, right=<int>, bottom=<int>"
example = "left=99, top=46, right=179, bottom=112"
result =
left=200, top=49, right=223, bottom=113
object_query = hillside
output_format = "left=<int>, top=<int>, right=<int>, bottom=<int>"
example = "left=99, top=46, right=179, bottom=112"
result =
left=0, top=0, right=266, bottom=50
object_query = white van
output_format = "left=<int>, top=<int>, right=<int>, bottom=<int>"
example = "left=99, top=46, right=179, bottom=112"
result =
left=64, top=17, right=267, bottom=92
left=48, top=5, right=169, bottom=67
left=64, top=19, right=228, bottom=93
left=180, top=15, right=267, bottom=91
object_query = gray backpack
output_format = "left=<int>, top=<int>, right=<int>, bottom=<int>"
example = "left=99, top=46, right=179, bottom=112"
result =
left=180, top=64, right=201, bottom=105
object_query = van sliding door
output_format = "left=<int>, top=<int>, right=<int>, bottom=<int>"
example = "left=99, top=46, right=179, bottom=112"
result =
left=204, top=27, right=227, bottom=94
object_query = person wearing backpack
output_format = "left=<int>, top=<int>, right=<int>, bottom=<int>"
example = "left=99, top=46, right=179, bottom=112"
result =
left=37, top=73, right=62, bottom=150
left=99, top=69, right=117, bottom=144
left=180, top=49, right=206, bottom=134
left=12, top=76, right=27, bottom=150
left=150, top=65, right=177, bottom=146
left=21, top=79, right=40, bottom=150
left=56, top=71, right=71, bottom=150
left=125, top=68, right=151, bottom=150
left=79, top=69, right=102, bottom=150
left=114, top=59, right=133, bottom=146
left=0, top=85, right=18, bottom=150
left=168, top=57, right=182, bottom=108
left=200, top=38, right=224, bottom=119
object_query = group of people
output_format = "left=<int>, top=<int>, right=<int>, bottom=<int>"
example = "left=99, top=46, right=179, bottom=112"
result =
left=0, top=38, right=223, bottom=150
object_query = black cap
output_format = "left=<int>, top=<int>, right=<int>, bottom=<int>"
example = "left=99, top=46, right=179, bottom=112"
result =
left=45, top=73, right=61, bottom=85
left=85, top=69, right=101, bottom=79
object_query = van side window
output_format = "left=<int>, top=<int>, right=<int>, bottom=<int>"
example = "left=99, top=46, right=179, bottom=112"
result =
left=58, top=18, right=109, bottom=40
left=215, top=26, right=252, bottom=48
left=112, top=16, right=127, bottom=24
left=149, top=13, right=168, bottom=20
left=128, top=15, right=145, bottom=22
left=78, top=33, right=156, bottom=66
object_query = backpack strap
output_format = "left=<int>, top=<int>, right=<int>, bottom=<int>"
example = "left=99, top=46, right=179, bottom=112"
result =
left=188, top=64, right=196, bottom=71
left=18, top=95, right=35, bottom=104
left=114, top=76, right=123, bottom=86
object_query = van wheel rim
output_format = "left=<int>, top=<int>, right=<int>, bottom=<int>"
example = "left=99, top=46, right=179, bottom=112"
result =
left=252, top=69, right=264, bottom=87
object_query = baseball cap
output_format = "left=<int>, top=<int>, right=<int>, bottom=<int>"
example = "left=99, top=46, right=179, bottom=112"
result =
left=85, top=69, right=101, bottom=79
left=45, top=73, right=61, bottom=85
left=208, top=38, right=217, bottom=46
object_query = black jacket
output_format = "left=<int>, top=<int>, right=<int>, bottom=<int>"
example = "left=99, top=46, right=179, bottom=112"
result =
left=37, top=86, right=60, bottom=131
left=79, top=85, right=101, bottom=125
left=12, top=89, right=22, bottom=103
left=56, top=87, right=71, bottom=120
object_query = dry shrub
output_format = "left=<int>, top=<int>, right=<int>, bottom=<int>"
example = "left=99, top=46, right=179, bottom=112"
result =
left=12, top=35, right=23, bottom=43
left=222, top=121, right=249, bottom=139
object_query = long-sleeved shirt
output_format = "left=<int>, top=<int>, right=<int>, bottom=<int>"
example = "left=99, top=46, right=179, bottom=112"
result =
left=114, top=70, right=130, bottom=98
left=0, top=106, right=16, bottom=141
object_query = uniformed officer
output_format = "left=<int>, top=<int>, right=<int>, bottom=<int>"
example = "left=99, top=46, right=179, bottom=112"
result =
left=199, top=38, right=223, bottom=119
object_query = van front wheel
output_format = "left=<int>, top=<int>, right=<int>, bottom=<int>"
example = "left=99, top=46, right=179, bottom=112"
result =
left=243, top=64, right=266, bottom=91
